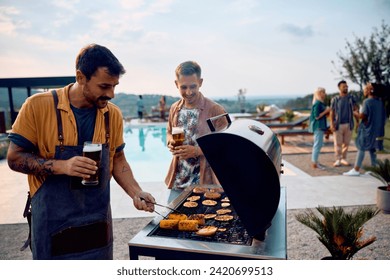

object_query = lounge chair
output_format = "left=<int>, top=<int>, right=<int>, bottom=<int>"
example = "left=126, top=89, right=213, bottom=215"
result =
left=275, top=127, right=331, bottom=145
left=255, top=111, right=284, bottom=123
left=233, top=111, right=269, bottom=120
left=266, top=115, right=309, bottom=130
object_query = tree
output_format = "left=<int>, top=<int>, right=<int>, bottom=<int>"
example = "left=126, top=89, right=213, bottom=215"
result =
left=332, top=21, right=390, bottom=108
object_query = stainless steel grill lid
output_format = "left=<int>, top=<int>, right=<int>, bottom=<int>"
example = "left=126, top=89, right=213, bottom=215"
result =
left=196, top=115, right=282, bottom=239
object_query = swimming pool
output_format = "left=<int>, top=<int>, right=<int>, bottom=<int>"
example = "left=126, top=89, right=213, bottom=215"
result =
left=123, top=124, right=171, bottom=182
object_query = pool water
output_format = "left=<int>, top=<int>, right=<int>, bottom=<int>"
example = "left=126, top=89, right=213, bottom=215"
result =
left=123, top=125, right=172, bottom=182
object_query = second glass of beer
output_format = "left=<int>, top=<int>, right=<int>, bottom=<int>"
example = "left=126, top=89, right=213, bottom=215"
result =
left=172, top=126, right=185, bottom=147
left=82, top=141, right=102, bottom=186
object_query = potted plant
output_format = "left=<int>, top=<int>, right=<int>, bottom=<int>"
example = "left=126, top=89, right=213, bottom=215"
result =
left=256, top=104, right=266, bottom=113
left=364, top=158, right=390, bottom=214
left=295, top=206, right=379, bottom=259
left=284, top=110, right=295, bottom=122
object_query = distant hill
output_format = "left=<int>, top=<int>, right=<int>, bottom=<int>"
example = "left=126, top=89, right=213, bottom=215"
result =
left=111, top=93, right=299, bottom=117
left=0, top=89, right=296, bottom=127
left=1, top=88, right=337, bottom=124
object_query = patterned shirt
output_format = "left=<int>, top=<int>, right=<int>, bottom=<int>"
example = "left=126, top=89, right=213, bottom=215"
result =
left=173, top=107, right=200, bottom=189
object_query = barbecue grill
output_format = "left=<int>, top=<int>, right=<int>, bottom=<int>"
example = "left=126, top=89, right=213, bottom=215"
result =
left=128, top=115, right=286, bottom=260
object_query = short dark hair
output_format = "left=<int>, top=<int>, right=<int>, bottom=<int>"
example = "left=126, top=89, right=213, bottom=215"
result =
left=75, top=44, right=126, bottom=80
left=175, top=61, right=201, bottom=79
left=372, top=83, right=387, bottom=98
left=337, top=80, right=347, bottom=88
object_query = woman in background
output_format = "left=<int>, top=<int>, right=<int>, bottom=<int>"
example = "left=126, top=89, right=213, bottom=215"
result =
left=309, top=87, right=331, bottom=169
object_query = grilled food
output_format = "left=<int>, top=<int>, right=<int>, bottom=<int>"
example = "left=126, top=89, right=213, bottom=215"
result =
left=221, top=202, right=230, bottom=208
left=202, top=200, right=218, bottom=206
left=178, top=220, right=199, bottom=231
left=183, top=201, right=198, bottom=208
left=216, top=208, right=232, bottom=215
left=204, top=191, right=221, bottom=200
left=168, top=213, right=187, bottom=220
left=196, top=226, right=218, bottom=237
left=215, top=215, right=234, bottom=222
left=188, top=214, right=205, bottom=225
left=192, top=186, right=208, bottom=194
left=159, top=219, right=179, bottom=229
left=204, top=213, right=217, bottom=219
left=187, top=195, right=201, bottom=202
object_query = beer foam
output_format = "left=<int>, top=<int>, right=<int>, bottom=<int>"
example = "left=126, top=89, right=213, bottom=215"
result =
left=83, top=144, right=102, bottom=152
left=172, top=127, right=184, bottom=134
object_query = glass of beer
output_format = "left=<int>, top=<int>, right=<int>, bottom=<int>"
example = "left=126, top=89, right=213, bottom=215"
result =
left=82, top=142, right=102, bottom=186
left=172, top=126, right=185, bottom=147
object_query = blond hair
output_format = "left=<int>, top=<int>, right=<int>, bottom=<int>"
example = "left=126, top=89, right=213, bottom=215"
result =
left=312, top=87, right=326, bottom=104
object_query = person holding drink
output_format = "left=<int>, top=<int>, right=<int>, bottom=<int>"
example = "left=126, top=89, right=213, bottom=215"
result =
left=165, top=61, right=227, bottom=189
left=82, top=142, right=102, bottom=185
left=171, top=126, right=185, bottom=147
left=7, top=44, right=155, bottom=260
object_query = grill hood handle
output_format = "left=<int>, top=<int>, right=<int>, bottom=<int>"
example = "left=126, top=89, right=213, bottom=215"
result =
left=206, top=113, right=232, bottom=132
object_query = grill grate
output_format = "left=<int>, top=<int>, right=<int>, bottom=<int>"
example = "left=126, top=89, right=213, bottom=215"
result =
left=148, top=189, right=253, bottom=246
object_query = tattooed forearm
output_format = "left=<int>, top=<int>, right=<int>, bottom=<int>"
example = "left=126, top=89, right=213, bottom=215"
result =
left=121, top=165, right=130, bottom=173
left=9, top=152, right=56, bottom=176
left=114, top=150, right=131, bottom=173
left=7, top=142, right=56, bottom=176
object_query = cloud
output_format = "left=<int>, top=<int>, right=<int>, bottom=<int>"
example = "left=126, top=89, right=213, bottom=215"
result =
left=139, top=31, right=169, bottom=45
left=120, top=0, right=144, bottom=10
left=0, top=5, right=19, bottom=15
left=279, top=23, right=315, bottom=38
left=148, top=0, right=174, bottom=14
left=23, top=34, right=72, bottom=51
left=85, top=0, right=174, bottom=41
left=227, top=0, right=259, bottom=13
left=51, top=0, right=80, bottom=11
left=237, top=16, right=263, bottom=26
left=0, top=6, right=30, bottom=35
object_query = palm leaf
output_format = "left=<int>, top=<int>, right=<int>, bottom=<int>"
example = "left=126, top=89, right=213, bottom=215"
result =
left=295, top=206, right=379, bottom=259
left=364, top=158, right=390, bottom=187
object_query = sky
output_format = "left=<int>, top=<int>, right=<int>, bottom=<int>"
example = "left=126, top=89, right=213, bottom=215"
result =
left=0, top=0, right=389, bottom=98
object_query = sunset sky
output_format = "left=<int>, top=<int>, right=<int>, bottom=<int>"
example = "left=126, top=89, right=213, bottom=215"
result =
left=0, top=0, right=389, bottom=98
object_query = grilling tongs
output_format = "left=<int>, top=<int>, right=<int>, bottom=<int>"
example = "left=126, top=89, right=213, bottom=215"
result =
left=140, top=197, right=183, bottom=214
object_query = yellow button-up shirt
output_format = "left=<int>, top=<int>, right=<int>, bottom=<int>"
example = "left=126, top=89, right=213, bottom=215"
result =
left=11, top=84, right=125, bottom=196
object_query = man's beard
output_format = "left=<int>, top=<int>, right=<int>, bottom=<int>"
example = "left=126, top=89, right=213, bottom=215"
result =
left=83, top=85, right=111, bottom=108
left=96, top=96, right=111, bottom=108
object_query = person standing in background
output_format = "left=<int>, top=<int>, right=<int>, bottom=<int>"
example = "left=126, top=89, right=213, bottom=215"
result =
left=343, top=82, right=387, bottom=176
left=165, top=61, right=227, bottom=189
left=309, top=87, right=331, bottom=170
left=329, top=80, right=359, bottom=167
left=159, top=95, right=166, bottom=121
left=136, top=95, right=144, bottom=121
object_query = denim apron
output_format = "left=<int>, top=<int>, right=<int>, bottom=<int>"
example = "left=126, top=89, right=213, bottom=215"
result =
left=30, top=90, right=113, bottom=259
